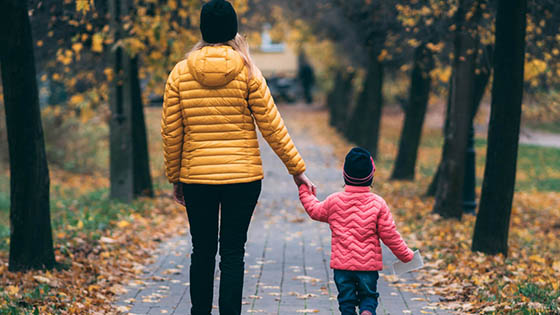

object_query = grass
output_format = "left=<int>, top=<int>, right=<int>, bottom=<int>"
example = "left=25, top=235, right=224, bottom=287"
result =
left=0, top=107, right=169, bottom=252
left=474, top=139, right=560, bottom=192
left=0, top=175, right=153, bottom=252
left=0, top=283, right=54, bottom=315
left=525, top=121, right=560, bottom=134
left=516, top=283, right=560, bottom=314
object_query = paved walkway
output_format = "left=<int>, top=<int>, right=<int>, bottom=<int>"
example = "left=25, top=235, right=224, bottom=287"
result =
left=115, top=106, right=449, bottom=314
left=519, top=128, right=560, bottom=149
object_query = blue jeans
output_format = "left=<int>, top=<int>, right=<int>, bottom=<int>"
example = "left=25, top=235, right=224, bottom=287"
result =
left=333, top=269, right=380, bottom=315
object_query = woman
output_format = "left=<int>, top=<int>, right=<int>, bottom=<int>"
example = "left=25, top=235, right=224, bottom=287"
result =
left=161, top=0, right=315, bottom=313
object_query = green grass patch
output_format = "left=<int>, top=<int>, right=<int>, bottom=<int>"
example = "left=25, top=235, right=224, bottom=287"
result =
left=474, top=139, right=560, bottom=192
left=49, top=187, right=152, bottom=242
left=0, top=174, right=153, bottom=252
left=525, top=121, right=560, bottom=134
left=515, top=283, right=560, bottom=314
left=0, top=283, right=57, bottom=315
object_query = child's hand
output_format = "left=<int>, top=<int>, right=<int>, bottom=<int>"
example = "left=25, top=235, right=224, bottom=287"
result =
left=293, top=173, right=316, bottom=196
left=298, top=182, right=318, bottom=196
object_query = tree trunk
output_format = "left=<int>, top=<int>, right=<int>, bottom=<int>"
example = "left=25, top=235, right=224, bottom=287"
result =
left=327, top=69, right=354, bottom=132
left=327, top=70, right=344, bottom=127
left=432, top=0, right=477, bottom=219
left=462, top=45, right=493, bottom=212
left=346, top=52, right=377, bottom=144
left=130, top=56, right=154, bottom=197
left=335, top=71, right=355, bottom=132
left=426, top=75, right=454, bottom=196
left=391, top=44, right=434, bottom=180
left=358, top=59, right=384, bottom=159
left=109, top=0, right=153, bottom=201
left=427, top=46, right=491, bottom=196
left=472, top=0, right=527, bottom=255
left=0, top=0, right=55, bottom=271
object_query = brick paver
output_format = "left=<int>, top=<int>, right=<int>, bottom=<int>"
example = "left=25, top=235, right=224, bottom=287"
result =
left=115, top=106, right=450, bottom=314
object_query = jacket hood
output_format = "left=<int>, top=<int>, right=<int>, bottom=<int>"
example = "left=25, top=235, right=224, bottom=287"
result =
left=187, top=45, right=245, bottom=87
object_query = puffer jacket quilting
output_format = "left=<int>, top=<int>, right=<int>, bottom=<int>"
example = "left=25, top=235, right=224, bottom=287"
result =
left=161, top=45, right=305, bottom=184
left=299, top=185, right=414, bottom=271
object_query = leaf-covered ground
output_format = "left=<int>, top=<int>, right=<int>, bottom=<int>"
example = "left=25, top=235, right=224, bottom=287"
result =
left=0, top=105, right=559, bottom=314
left=0, top=108, right=190, bottom=314
left=281, top=104, right=560, bottom=314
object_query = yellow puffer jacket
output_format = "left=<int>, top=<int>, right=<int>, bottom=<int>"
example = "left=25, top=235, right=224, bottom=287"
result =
left=161, top=45, right=306, bottom=184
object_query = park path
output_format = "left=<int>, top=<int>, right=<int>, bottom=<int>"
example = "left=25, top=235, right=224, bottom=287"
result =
left=114, top=105, right=450, bottom=314
left=519, top=128, right=560, bottom=148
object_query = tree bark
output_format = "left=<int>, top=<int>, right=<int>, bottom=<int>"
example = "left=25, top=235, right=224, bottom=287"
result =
left=391, top=44, right=434, bottom=180
left=427, top=46, right=491, bottom=197
left=346, top=52, right=377, bottom=145
left=109, top=0, right=153, bottom=201
left=130, top=56, right=154, bottom=198
left=327, top=70, right=344, bottom=127
left=432, top=0, right=477, bottom=220
left=335, top=71, right=355, bottom=132
left=462, top=45, right=493, bottom=212
left=327, top=69, right=354, bottom=132
left=0, top=0, right=56, bottom=271
left=350, top=55, right=383, bottom=158
left=426, top=73, right=454, bottom=196
left=472, top=0, right=527, bottom=255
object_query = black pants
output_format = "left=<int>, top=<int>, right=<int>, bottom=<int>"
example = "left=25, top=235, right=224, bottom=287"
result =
left=182, top=180, right=262, bottom=315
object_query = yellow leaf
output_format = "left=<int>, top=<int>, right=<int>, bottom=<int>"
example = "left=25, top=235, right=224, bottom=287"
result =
left=524, top=59, right=547, bottom=81
left=552, top=261, right=560, bottom=273
left=117, top=220, right=130, bottom=228
left=104, top=67, right=114, bottom=82
left=420, top=6, right=431, bottom=16
left=77, top=220, right=84, bottom=229
left=92, top=33, right=104, bottom=53
left=69, top=94, right=85, bottom=106
left=407, top=38, right=420, bottom=48
left=76, top=0, right=92, bottom=13
left=378, top=49, right=389, bottom=62
left=529, top=254, right=545, bottom=264
left=72, top=42, right=83, bottom=54
left=33, top=275, right=51, bottom=285
left=6, top=285, right=19, bottom=296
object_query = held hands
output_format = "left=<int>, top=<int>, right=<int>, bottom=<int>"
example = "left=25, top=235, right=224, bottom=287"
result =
left=293, top=172, right=316, bottom=196
left=173, top=183, right=185, bottom=206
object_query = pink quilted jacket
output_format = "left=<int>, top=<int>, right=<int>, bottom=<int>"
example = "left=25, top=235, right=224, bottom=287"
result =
left=299, top=185, right=414, bottom=271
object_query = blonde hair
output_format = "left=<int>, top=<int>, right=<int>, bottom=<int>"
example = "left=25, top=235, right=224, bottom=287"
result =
left=189, top=33, right=259, bottom=79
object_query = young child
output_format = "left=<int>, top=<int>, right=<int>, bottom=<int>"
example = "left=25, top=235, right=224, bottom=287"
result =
left=298, top=147, right=414, bottom=315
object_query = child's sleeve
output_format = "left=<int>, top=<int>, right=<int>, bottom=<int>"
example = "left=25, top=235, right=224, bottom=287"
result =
left=377, top=200, right=414, bottom=263
left=298, top=185, right=330, bottom=223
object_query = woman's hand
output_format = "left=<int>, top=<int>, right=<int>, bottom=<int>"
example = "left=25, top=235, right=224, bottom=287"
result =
left=293, top=173, right=316, bottom=196
left=173, top=183, right=185, bottom=206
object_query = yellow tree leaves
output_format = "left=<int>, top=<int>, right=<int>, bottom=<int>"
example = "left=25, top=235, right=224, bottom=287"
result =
left=430, top=66, right=452, bottom=84
left=75, top=0, right=94, bottom=14
left=525, top=59, right=547, bottom=86
left=91, top=33, right=104, bottom=53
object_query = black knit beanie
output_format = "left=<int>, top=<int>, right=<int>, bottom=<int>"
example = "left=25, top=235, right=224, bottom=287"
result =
left=343, top=147, right=375, bottom=186
left=200, top=0, right=238, bottom=44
